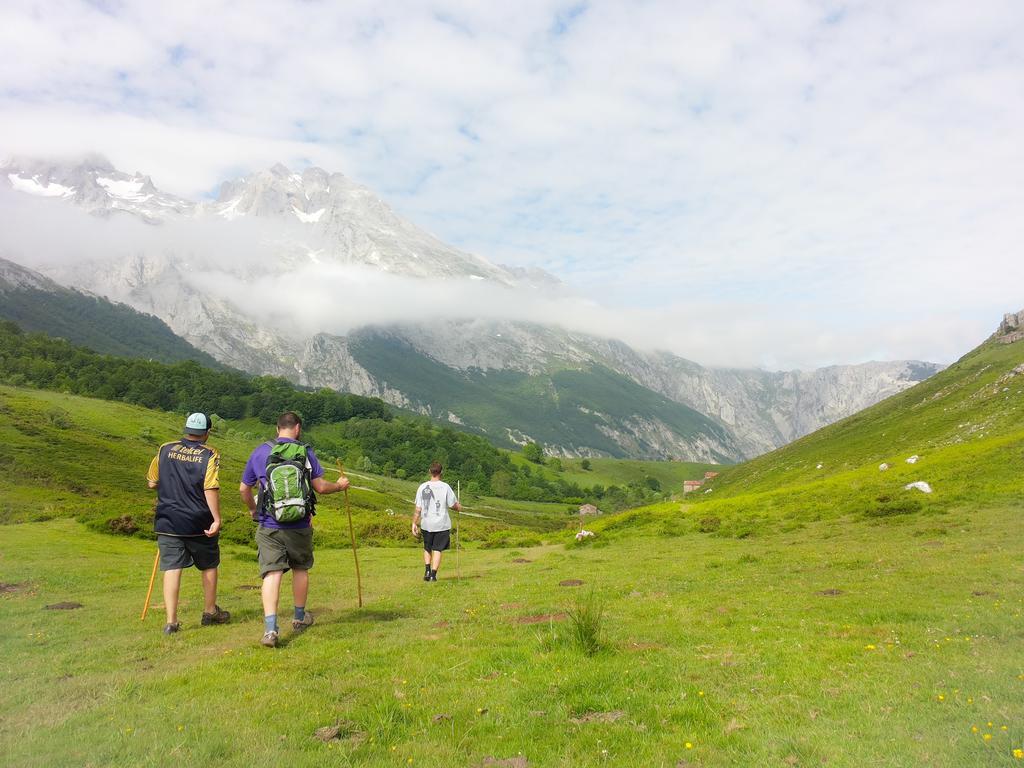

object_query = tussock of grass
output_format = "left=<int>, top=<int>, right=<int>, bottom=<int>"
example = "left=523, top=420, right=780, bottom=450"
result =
left=565, top=590, right=607, bottom=656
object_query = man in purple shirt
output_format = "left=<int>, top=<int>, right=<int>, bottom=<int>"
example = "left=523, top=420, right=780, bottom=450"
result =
left=239, top=411, right=349, bottom=648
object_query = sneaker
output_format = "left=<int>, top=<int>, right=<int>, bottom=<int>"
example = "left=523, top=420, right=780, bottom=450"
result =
left=201, top=605, right=231, bottom=625
left=163, top=622, right=180, bottom=635
left=292, top=611, right=314, bottom=631
left=261, top=630, right=279, bottom=648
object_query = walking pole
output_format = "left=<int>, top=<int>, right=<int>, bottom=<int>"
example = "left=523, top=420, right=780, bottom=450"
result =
left=456, top=479, right=461, bottom=581
left=337, top=461, right=363, bottom=608
left=141, top=549, right=159, bottom=621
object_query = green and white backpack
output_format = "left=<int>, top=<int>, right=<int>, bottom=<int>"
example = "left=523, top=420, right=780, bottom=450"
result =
left=259, top=442, right=316, bottom=523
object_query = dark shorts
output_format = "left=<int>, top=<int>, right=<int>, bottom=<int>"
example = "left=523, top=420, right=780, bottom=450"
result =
left=158, top=534, right=220, bottom=571
left=422, top=529, right=451, bottom=552
left=256, top=526, right=314, bottom=578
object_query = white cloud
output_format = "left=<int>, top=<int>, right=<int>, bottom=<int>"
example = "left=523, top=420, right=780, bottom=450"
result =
left=0, top=0, right=1022, bottom=368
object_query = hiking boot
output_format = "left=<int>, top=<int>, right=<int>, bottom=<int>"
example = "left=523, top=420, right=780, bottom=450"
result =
left=429, top=573, right=438, bottom=582
left=201, top=605, right=230, bottom=625
left=261, top=630, right=279, bottom=648
left=292, top=611, right=315, bottom=631
left=163, top=622, right=180, bottom=635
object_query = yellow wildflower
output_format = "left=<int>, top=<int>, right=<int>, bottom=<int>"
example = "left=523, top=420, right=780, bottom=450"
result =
left=984, top=734, right=992, bottom=742
left=1013, top=748, right=1023, bottom=759
left=972, top=726, right=979, bottom=733
left=685, top=742, right=693, bottom=749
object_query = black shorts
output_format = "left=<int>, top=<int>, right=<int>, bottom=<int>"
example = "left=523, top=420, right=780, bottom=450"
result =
left=422, top=529, right=451, bottom=552
left=158, top=534, right=220, bottom=571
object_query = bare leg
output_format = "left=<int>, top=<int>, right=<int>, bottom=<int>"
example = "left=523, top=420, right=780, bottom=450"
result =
left=431, top=550, right=442, bottom=572
left=200, top=568, right=218, bottom=613
left=423, top=549, right=431, bottom=566
left=163, top=569, right=182, bottom=624
left=292, top=569, right=309, bottom=609
left=262, top=570, right=284, bottom=620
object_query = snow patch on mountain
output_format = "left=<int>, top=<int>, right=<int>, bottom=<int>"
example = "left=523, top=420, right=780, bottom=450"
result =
left=7, top=173, right=74, bottom=198
left=292, top=206, right=325, bottom=223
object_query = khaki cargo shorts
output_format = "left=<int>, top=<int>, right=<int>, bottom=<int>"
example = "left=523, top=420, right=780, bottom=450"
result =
left=256, top=526, right=314, bottom=578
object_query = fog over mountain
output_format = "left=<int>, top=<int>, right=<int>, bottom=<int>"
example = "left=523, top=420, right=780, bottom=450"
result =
left=0, top=156, right=943, bottom=460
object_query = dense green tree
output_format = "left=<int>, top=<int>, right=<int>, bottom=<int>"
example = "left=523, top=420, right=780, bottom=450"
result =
left=521, top=441, right=545, bottom=464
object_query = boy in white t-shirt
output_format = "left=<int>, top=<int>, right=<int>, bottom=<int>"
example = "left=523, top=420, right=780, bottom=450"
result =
left=412, top=462, right=461, bottom=582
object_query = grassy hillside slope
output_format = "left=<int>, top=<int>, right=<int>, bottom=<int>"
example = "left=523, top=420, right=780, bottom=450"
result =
left=0, top=385, right=574, bottom=549
left=581, top=330, right=1023, bottom=540
left=349, top=331, right=738, bottom=461
left=0, top=273, right=224, bottom=367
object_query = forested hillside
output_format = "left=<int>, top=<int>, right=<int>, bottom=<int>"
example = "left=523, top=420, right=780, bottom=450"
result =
left=0, top=322, right=681, bottom=509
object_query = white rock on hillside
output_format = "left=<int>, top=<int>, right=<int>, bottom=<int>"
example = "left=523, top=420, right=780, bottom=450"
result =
left=904, top=481, right=932, bottom=493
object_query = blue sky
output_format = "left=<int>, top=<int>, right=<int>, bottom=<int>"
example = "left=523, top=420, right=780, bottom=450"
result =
left=1, top=0, right=1022, bottom=368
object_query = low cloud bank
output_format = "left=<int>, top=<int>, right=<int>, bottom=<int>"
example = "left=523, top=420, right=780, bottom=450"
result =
left=0, top=187, right=999, bottom=370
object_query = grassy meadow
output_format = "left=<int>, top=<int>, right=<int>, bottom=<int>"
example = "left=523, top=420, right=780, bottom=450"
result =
left=2, top=504, right=1022, bottom=767
left=1, top=330, right=1023, bottom=766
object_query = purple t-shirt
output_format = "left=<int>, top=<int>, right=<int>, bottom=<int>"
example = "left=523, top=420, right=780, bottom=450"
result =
left=242, top=438, right=325, bottom=529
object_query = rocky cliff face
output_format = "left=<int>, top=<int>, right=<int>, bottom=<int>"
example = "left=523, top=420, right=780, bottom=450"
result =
left=997, top=310, right=1024, bottom=344
left=1, top=156, right=944, bottom=460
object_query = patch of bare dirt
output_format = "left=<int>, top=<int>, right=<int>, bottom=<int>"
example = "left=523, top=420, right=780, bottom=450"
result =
left=625, top=641, right=663, bottom=651
left=312, top=721, right=365, bottom=744
left=559, top=579, right=584, bottom=587
left=44, top=602, right=83, bottom=610
left=433, top=620, right=450, bottom=629
left=569, top=710, right=626, bottom=724
left=818, top=589, right=844, bottom=596
left=480, top=758, right=528, bottom=768
left=432, top=713, right=452, bottom=724
left=516, top=612, right=567, bottom=625
left=501, top=602, right=524, bottom=610
left=511, top=558, right=531, bottom=564
left=0, top=582, right=26, bottom=594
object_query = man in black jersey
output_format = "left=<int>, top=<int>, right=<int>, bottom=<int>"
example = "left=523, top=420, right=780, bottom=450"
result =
left=146, top=413, right=230, bottom=635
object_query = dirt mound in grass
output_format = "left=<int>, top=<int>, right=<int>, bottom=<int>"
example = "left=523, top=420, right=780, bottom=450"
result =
left=45, top=602, right=83, bottom=610
left=559, top=579, right=584, bottom=587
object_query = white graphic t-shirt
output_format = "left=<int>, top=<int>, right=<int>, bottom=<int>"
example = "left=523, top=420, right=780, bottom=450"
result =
left=415, top=480, right=457, bottom=532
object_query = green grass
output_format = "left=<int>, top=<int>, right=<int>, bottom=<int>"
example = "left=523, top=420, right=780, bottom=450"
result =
left=525, top=455, right=720, bottom=491
left=0, top=385, right=572, bottom=550
left=1, top=505, right=1022, bottom=767
left=2, top=333, right=1023, bottom=765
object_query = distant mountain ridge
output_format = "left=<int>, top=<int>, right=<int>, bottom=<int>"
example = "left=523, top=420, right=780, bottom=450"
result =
left=0, top=156, right=944, bottom=460
left=0, top=257, right=222, bottom=367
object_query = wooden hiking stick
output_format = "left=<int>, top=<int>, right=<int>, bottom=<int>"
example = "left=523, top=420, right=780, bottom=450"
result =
left=337, top=461, right=363, bottom=608
left=140, top=549, right=159, bottom=621
left=456, top=479, right=461, bottom=581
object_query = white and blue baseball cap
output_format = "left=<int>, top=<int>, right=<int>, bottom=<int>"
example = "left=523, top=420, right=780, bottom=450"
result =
left=184, top=413, right=212, bottom=435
